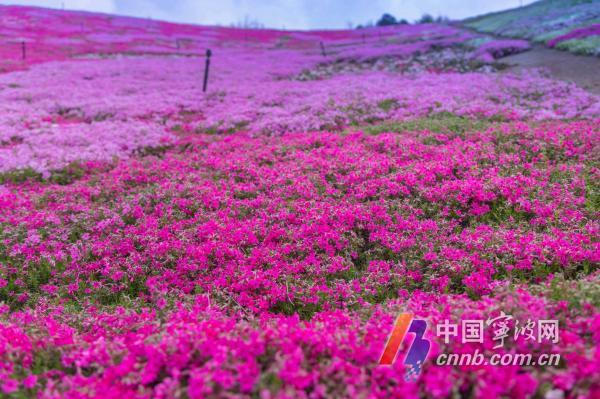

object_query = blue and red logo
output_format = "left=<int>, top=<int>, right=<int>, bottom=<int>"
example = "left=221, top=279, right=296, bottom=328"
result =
left=379, top=313, right=431, bottom=381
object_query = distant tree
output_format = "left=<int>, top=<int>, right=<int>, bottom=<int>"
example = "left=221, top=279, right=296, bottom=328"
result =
left=376, top=13, right=398, bottom=26
left=232, top=15, right=264, bottom=29
left=356, top=21, right=375, bottom=29
left=418, top=14, right=434, bottom=23
left=435, top=15, right=449, bottom=23
left=398, top=19, right=409, bottom=25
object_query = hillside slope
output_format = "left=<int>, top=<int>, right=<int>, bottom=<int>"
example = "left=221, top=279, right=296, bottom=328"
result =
left=464, top=0, right=600, bottom=55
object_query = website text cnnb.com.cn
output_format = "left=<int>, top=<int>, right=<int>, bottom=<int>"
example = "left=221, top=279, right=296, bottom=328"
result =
left=436, top=350, right=561, bottom=367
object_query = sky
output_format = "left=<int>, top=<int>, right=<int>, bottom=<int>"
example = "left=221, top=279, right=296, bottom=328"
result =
left=2, top=0, right=536, bottom=29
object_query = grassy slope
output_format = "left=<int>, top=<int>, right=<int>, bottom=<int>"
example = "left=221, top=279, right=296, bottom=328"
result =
left=464, top=0, right=600, bottom=55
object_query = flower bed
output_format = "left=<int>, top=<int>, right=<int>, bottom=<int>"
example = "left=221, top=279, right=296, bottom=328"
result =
left=0, top=5, right=598, bottom=399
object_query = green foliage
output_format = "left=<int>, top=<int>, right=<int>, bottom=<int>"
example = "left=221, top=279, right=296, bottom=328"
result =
left=233, top=190, right=259, bottom=200
left=418, top=14, right=434, bottom=24
left=545, top=275, right=600, bottom=309
left=376, top=13, right=398, bottom=27
left=0, top=168, right=42, bottom=184
left=359, top=112, right=496, bottom=136
left=96, top=277, right=148, bottom=306
left=136, top=145, right=171, bottom=159
left=0, top=162, right=86, bottom=185
left=362, top=281, right=404, bottom=304
left=270, top=299, right=322, bottom=320
left=555, top=35, right=600, bottom=56
left=376, top=98, right=399, bottom=112
left=0, top=258, right=65, bottom=310
left=199, top=120, right=250, bottom=135
left=477, top=197, right=536, bottom=225
left=31, top=348, right=63, bottom=376
left=464, top=0, right=600, bottom=57
left=584, top=175, right=600, bottom=215
left=258, top=372, right=283, bottom=395
left=48, top=162, right=86, bottom=185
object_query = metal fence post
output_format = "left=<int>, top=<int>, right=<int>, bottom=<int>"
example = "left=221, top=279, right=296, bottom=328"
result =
left=203, top=49, right=212, bottom=92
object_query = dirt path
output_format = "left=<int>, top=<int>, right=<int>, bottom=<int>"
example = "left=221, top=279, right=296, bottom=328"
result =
left=499, top=45, right=600, bottom=95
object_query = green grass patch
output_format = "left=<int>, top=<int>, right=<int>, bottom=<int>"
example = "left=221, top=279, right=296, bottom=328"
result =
left=376, top=98, right=399, bottom=112
left=48, top=162, right=86, bottom=185
left=0, top=162, right=86, bottom=185
left=584, top=174, right=600, bottom=215
left=0, top=168, right=43, bottom=184
left=357, top=112, right=498, bottom=136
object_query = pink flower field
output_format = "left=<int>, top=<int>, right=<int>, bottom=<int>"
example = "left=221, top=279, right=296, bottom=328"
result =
left=0, top=5, right=599, bottom=399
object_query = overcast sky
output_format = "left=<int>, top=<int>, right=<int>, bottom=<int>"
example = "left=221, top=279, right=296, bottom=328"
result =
left=3, top=0, right=536, bottom=29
